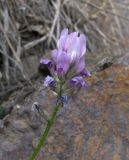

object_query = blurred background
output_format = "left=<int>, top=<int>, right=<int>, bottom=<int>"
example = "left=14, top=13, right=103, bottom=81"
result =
left=0, top=0, right=129, bottom=102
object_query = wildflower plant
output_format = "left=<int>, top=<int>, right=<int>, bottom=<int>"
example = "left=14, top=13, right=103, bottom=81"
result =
left=29, top=28, right=91, bottom=160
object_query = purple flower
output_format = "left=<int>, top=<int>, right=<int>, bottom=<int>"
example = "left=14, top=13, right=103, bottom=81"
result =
left=44, top=76, right=56, bottom=87
left=58, top=96, right=68, bottom=104
left=40, top=28, right=91, bottom=79
left=40, top=29, right=92, bottom=102
left=40, top=59, right=52, bottom=65
left=69, top=76, right=88, bottom=88
left=57, top=28, right=86, bottom=64
left=51, top=28, right=89, bottom=76
left=53, top=50, right=70, bottom=76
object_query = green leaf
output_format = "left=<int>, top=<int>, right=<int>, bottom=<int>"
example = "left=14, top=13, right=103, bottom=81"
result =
left=0, top=106, right=6, bottom=119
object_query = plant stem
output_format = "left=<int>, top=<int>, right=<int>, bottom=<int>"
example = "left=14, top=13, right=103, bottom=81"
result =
left=29, top=104, right=61, bottom=160
left=29, top=82, right=63, bottom=160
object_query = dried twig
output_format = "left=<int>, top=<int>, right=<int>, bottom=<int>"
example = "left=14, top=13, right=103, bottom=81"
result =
left=48, top=0, right=61, bottom=43
left=0, top=0, right=129, bottom=92
left=22, top=35, right=48, bottom=51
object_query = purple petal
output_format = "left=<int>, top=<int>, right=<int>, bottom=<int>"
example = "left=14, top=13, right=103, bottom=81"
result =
left=70, top=76, right=87, bottom=87
left=64, top=32, right=78, bottom=51
left=44, top=76, right=56, bottom=87
left=75, top=56, right=86, bottom=73
left=79, top=34, right=86, bottom=57
left=58, top=96, right=68, bottom=104
left=51, top=49, right=58, bottom=62
left=81, top=68, right=91, bottom=77
left=40, top=59, right=52, bottom=65
left=60, top=28, right=68, bottom=37
left=57, top=28, right=68, bottom=50
left=67, top=34, right=85, bottom=63
left=67, top=38, right=79, bottom=63
left=56, top=51, right=70, bottom=76
left=40, top=59, right=55, bottom=73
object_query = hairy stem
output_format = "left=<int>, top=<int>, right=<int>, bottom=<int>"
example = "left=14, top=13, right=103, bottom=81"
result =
left=29, top=82, right=63, bottom=160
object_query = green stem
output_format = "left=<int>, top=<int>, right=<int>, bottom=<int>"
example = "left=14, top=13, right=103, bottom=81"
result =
left=29, top=82, right=63, bottom=160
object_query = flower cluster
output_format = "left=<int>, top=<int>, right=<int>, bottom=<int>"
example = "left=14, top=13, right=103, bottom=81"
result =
left=30, top=28, right=91, bottom=160
left=40, top=28, right=91, bottom=98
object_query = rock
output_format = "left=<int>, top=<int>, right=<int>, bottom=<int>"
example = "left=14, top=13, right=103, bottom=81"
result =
left=47, top=143, right=67, bottom=154
left=29, top=114, right=42, bottom=130
left=12, top=119, right=29, bottom=132
left=47, top=136, right=54, bottom=143
left=1, top=140, right=18, bottom=152
left=74, top=134, right=84, bottom=148
left=32, top=137, right=39, bottom=148
left=0, top=120, right=4, bottom=128
left=0, top=150, right=3, bottom=159
left=22, top=55, right=39, bottom=79
left=0, top=64, right=128, bottom=160
left=15, top=105, right=30, bottom=116
left=96, top=56, right=115, bottom=71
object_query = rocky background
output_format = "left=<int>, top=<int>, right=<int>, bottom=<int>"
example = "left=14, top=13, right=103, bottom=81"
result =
left=0, top=0, right=129, bottom=160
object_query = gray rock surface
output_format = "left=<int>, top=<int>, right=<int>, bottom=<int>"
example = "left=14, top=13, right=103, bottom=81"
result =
left=0, top=64, right=129, bottom=160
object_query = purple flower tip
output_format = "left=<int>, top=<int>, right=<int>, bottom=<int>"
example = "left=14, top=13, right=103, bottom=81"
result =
left=40, top=59, right=52, bottom=65
left=44, top=76, right=56, bottom=87
left=40, top=59, right=55, bottom=73
left=58, top=96, right=68, bottom=104
left=81, top=68, right=91, bottom=77
left=70, top=76, right=88, bottom=88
